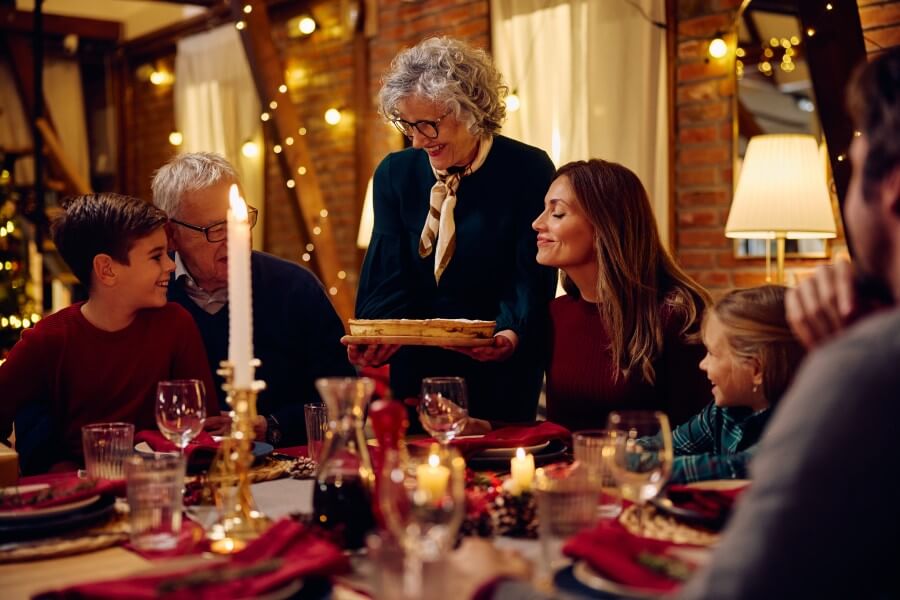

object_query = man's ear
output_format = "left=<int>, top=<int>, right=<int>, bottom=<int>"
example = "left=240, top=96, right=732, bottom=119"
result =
left=92, top=254, right=117, bottom=288
left=164, top=222, right=179, bottom=252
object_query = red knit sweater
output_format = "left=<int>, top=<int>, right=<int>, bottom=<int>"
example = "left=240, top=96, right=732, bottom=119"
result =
left=545, top=295, right=711, bottom=430
left=0, top=303, right=217, bottom=462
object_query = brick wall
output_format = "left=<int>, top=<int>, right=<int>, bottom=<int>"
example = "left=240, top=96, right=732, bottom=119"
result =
left=673, top=1, right=900, bottom=293
left=859, top=1, right=900, bottom=54
left=123, top=55, right=178, bottom=203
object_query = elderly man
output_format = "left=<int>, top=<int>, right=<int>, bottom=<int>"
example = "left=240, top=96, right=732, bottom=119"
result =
left=151, top=152, right=355, bottom=446
left=675, top=48, right=900, bottom=599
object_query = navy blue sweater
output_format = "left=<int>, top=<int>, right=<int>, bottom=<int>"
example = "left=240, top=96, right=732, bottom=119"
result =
left=169, top=251, right=356, bottom=446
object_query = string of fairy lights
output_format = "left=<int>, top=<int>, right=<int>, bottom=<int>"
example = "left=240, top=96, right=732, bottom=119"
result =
left=142, top=5, right=352, bottom=298
left=704, top=1, right=853, bottom=162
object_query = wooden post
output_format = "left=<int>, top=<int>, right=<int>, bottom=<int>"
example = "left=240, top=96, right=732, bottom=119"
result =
left=231, top=0, right=355, bottom=322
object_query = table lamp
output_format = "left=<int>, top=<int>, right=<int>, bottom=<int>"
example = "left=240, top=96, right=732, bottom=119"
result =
left=725, top=134, right=837, bottom=283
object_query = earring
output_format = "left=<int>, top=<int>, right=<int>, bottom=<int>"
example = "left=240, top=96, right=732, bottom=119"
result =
left=752, top=384, right=759, bottom=393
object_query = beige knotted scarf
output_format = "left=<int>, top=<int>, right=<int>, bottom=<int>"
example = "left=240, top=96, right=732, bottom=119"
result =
left=418, top=135, right=493, bottom=283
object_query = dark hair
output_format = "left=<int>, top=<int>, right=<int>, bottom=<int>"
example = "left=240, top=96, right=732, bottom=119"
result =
left=705, top=285, right=806, bottom=405
left=846, top=47, right=900, bottom=198
left=51, top=193, right=168, bottom=287
left=554, top=159, right=711, bottom=384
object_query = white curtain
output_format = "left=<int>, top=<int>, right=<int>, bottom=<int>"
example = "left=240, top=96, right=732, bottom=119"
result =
left=175, top=25, right=264, bottom=248
left=491, top=0, right=670, bottom=246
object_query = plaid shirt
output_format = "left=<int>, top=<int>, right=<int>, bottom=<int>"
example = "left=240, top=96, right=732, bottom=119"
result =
left=669, top=403, right=771, bottom=484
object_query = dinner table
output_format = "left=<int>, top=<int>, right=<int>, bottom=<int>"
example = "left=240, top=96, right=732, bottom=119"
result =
left=0, top=431, right=740, bottom=600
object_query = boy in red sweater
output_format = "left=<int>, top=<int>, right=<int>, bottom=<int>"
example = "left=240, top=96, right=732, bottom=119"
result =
left=0, top=193, right=218, bottom=473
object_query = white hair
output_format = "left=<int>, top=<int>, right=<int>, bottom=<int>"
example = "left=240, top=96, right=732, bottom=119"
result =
left=378, top=37, right=507, bottom=136
left=150, top=152, right=239, bottom=218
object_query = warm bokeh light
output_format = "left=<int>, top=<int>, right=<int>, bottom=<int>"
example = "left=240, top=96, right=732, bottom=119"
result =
left=324, top=108, right=342, bottom=125
left=505, top=93, right=521, bottom=112
left=298, top=16, right=316, bottom=35
left=708, top=38, right=728, bottom=59
left=241, top=140, right=260, bottom=158
left=168, top=131, right=183, bottom=146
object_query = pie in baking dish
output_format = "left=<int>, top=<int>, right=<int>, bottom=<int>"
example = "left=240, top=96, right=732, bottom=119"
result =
left=347, top=318, right=495, bottom=339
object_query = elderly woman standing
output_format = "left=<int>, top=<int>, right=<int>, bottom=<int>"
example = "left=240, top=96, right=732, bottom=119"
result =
left=349, top=37, right=557, bottom=423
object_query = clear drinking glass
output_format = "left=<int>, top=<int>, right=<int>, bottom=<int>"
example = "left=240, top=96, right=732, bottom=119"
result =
left=156, top=379, right=207, bottom=453
left=534, top=464, right=599, bottom=581
left=379, top=446, right=466, bottom=599
left=606, top=411, right=673, bottom=533
left=572, top=429, right=623, bottom=519
left=125, top=453, right=186, bottom=551
left=418, top=377, right=468, bottom=445
left=82, top=422, right=134, bottom=479
left=304, top=402, right=328, bottom=464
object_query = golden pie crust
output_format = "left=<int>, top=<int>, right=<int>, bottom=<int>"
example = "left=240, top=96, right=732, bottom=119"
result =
left=347, top=318, right=495, bottom=339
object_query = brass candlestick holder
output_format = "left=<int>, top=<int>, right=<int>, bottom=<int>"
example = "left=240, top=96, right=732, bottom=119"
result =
left=207, top=360, right=270, bottom=544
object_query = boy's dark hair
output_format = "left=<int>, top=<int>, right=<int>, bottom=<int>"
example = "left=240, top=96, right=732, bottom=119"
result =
left=51, top=193, right=168, bottom=287
left=846, top=47, right=900, bottom=199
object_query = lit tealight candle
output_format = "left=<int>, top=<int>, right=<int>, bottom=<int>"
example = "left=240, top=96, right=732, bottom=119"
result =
left=210, top=537, right=247, bottom=554
left=416, top=453, right=450, bottom=499
left=510, top=447, right=535, bottom=491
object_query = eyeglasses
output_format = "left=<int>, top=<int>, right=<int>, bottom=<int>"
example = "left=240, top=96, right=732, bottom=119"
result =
left=390, top=109, right=453, bottom=140
left=170, top=207, right=259, bottom=243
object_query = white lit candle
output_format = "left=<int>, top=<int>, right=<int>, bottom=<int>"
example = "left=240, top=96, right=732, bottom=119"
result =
left=416, top=453, right=450, bottom=499
left=227, top=184, right=254, bottom=388
left=510, top=447, right=535, bottom=491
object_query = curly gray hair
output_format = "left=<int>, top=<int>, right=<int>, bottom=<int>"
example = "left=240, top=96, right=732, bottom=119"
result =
left=378, top=37, right=507, bottom=136
left=150, top=152, right=239, bottom=218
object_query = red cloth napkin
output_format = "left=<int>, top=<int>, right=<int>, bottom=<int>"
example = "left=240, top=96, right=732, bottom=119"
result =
left=36, top=519, right=350, bottom=599
left=0, top=476, right=123, bottom=512
left=412, top=421, right=571, bottom=458
left=563, top=520, right=701, bottom=593
left=135, top=430, right=219, bottom=465
left=665, top=484, right=748, bottom=521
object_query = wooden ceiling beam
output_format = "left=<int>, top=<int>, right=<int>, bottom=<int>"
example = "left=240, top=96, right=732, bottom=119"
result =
left=0, top=8, right=121, bottom=40
left=119, top=4, right=230, bottom=60
left=232, top=0, right=355, bottom=321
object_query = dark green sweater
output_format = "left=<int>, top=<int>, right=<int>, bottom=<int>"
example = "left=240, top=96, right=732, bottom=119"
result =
left=356, top=135, right=557, bottom=422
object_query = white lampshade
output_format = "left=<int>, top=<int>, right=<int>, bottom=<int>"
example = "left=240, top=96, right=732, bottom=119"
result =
left=725, top=134, right=837, bottom=240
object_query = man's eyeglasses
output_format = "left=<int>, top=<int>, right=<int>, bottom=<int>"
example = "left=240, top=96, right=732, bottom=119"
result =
left=170, top=206, right=259, bottom=243
left=390, top=109, right=453, bottom=140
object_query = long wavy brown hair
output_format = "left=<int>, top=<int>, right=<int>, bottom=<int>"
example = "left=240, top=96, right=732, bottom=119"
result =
left=556, top=159, right=711, bottom=384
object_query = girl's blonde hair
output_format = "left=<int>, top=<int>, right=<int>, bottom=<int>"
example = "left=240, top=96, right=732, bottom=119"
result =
left=556, top=159, right=711, bottom=384
left=706, top=285, right=807, bottom=403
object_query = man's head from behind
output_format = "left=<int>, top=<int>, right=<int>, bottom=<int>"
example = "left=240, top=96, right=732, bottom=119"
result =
left=845, top=47, right=900, bottom=298
left=151, top=152, right=240, bottom=292
left=52, top=193, right=172, bottom=306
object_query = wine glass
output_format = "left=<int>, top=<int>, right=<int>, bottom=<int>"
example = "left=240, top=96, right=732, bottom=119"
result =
left=156, top=379, right=207, bottom=454
left=418, top=376, right=468, bottom=445
left=379, top=446, right=466, bottom=599
left=606, top=410, right=673, bottom=534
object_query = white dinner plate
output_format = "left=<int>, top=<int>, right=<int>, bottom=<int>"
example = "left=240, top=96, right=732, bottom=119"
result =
left=0, top=484, right=101, bottom=519
left=477, top=441, right=551, bottom=457
left=572, top=560, right=660, bottom=599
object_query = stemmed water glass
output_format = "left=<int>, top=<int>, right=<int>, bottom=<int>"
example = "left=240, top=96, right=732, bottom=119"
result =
left=379, top=446, right=466, bottom=599
left=606, top=410, right=673, bottom=534
left=156, top=379, right=207, bottom=455
left=418, top=376, right=469, bottom=445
